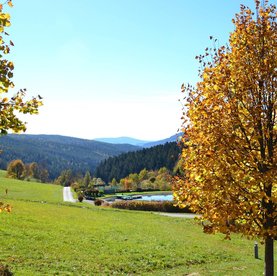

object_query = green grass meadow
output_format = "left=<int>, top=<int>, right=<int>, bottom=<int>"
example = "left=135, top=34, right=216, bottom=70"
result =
left=0, top=170, right=276, bottom=275
left=0, top=170, right=63, bottom=203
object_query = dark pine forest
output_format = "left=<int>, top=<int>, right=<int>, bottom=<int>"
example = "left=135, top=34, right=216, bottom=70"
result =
left=94, top=142, right=180, bottom=183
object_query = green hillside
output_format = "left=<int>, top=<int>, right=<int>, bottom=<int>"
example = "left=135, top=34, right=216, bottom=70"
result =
left=0, top=172, right=274, bottom=275
left=0, top=170, right=63, bottom=203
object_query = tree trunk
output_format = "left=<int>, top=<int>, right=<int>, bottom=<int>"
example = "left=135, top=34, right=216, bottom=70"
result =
left=265, top=237, right=274, bottom=276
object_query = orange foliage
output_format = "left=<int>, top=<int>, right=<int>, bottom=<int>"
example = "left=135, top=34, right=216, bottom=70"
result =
left=174, top=1, right=276, bottom=241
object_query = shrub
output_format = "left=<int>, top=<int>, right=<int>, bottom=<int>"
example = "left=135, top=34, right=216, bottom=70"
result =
left=0, top=264, right=13, bottom=276
left=78, top=194, right=84, bottom=202
left=94, top=199, right=104, bottom=206
left=6, top=159, right=25, bottom=180
left=111, top=200, right=192, bottom=213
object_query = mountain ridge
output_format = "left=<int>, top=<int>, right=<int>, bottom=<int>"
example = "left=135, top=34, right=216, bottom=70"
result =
left=0, top=134, right=140, bottom=179
left=0, top=133, right=182, bottom=180
left=94, top=133, right=182, bottom=147
left=94, top=136, right=150, bottom=146
left=143, top=133, right=182, bottom=148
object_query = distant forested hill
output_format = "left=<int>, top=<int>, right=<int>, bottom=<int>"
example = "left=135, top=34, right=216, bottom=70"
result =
left=94, top=142, right=180, bottom=182
left=0, top=134, right=140, bottom=179
left=94, top=133, right=183, bottom=147
left=94, top=137, right=150, bottom=146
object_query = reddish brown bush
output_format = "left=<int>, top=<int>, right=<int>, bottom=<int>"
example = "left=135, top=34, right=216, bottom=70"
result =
left=111, top=200, right=191, bottom=213
left=94, top=199, right=104, bottom=206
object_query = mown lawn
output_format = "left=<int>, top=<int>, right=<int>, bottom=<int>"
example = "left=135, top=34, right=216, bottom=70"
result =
left=0, top=172, right=275, bottom=275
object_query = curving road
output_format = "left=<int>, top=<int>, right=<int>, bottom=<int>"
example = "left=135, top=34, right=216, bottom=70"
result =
left=63, top=187, right=76, bottom=202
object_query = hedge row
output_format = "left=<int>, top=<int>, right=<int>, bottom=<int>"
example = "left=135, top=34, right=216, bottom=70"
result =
left=111, top=200, right=192, bottom=213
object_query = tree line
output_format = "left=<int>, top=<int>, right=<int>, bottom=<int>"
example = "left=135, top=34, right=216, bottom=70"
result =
left=6, top=159, right=49, bottom=183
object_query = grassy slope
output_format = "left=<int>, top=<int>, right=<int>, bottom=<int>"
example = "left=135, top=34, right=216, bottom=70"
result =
left=0, top=171, right=276, bottom=275
left=0, top=170, right=63, bottom=203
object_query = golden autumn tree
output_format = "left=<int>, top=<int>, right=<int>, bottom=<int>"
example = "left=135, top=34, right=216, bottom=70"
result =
left=174, top=1, right=276, bottom=275
left=0, top=0, right=43, bottom=213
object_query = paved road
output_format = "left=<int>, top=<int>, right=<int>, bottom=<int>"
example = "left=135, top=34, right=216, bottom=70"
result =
left=63, top=187, right=76, bottom=202
left=154, top=212, right=201, bottom=219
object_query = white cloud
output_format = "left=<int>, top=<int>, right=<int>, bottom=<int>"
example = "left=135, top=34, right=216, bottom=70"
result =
left=22, top=95, right=182, bottom=141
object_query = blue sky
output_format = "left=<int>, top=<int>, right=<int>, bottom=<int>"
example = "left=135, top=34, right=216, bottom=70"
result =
left=6, top=0, right=259, bottom=140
